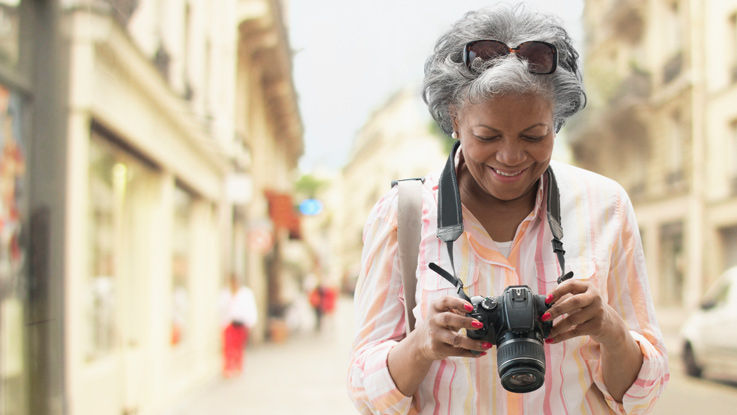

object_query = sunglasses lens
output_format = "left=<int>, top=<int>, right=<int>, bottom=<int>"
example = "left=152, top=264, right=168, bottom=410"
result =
left=467, top=40, right=509, bottom=67
left=517, top=42, right=555, bottom=74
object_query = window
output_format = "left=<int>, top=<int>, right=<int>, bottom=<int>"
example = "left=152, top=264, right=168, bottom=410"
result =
left=662, top=1, right=683, bottom=83
left=0, top=81, right=28, bottom=415
left=659, top=221, right=685, bottom=306
left=87, top=137, right=118, bottom=360
left=86, top=131, right=151, bottom=361
left=170, top=184, right=195, bottom=347
left=729, top=13, right=737, bottom=83
left=666, top=110, right=686, bottom=185
left=729, top=121, right=737, bottom=187
left=0, top=0, right=20, bottom=68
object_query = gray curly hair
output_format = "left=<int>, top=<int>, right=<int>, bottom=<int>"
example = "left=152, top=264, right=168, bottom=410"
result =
left=422, top=4, right=586, bottom=135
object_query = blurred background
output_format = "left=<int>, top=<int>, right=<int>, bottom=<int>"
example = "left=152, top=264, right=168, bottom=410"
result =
left=2, top=0, right=737, bottom=414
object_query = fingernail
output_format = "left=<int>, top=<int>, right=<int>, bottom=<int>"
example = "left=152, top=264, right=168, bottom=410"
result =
left=541, top=312, right=552, bottom=322
left=479, top=351, right=487, bottom=357
left=471, top=320, right=483, bottom=329
left=545, top=338, right=555, bottom=344
left=482, top=342, right=493, bottom=349
left=464, top=303, right=474, bottom=312
left=545, top=294, right=554, bottom=305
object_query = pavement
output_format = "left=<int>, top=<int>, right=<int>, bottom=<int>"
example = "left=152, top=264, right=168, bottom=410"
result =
left=165, top=296, right=357, bottom=415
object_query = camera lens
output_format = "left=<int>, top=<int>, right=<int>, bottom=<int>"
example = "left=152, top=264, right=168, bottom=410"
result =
left=497, top=337, right=545, bottom=393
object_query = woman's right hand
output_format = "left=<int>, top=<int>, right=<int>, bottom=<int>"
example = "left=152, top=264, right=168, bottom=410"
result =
left=414, top=295, right=494, bottom=361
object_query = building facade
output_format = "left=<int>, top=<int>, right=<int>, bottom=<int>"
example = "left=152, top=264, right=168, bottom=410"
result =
left=571, top=0, right=737, bottom=308
left=331, top=88, right=448, bottom=291
left=0, top=0, right=302, bottom=414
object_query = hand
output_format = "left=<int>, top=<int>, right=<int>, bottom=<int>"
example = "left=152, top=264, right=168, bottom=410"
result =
left=544, top=279, right=625, bottom=347
left=414, top=296, right=493, bottom=361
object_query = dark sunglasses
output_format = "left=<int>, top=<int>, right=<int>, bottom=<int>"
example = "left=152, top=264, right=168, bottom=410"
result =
left=463, top=40, right=558, bottom=74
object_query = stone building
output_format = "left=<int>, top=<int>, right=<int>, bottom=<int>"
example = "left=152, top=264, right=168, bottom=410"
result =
left=331, top=87, right=448, bottom=292
left=0, top=0, right=302, bottom=414
left=570, top=0, right=737, bottom=308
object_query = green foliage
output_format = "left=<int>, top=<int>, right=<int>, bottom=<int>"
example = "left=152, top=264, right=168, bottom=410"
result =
left=428, top=120, right=454, bottom=153
left=295, top=174, right=327, bottom=198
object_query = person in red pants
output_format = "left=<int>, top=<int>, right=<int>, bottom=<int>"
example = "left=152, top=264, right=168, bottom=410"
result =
left=220, top=274, right=258, bottom=377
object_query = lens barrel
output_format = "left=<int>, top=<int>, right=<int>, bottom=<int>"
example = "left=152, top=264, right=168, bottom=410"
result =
left=497, top=337, right=546, bottom=393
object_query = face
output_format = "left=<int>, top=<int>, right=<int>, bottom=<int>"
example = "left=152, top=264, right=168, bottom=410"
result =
left=452, top=93, right=555, bottom=204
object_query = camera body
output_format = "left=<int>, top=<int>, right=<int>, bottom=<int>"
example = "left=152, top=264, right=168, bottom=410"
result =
left=466, top=285, right=552, bottom=393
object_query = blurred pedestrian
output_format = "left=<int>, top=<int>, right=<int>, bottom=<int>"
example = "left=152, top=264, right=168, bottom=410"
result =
left=220, top=273, right=257, bottom=378
left=348, top=4, right=669, bottom=414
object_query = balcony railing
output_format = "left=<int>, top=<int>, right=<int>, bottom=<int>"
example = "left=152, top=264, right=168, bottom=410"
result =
left=663, top=52, right=683, bottom=84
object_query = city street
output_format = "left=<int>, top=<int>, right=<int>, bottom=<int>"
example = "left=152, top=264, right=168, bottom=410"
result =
left=168, top=298, right=737, bottom=414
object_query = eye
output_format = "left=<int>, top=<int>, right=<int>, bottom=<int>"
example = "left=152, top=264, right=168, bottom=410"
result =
left=475, top=135, right=501, bottom=142
left=522, top=135, right=545, bottom=142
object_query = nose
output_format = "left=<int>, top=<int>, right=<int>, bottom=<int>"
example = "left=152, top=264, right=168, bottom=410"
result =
left=495, top=138, right=526, bottom=166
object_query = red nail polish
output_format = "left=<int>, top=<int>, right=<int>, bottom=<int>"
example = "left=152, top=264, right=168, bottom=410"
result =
left=482, top=342, right=493, bottom=349
left=479, top=351, right=487, bottom=357
left=545, top=338, right=555, bottom=344
left=471, top=320, right=483, bottom=329
left=464, top=303, right=474, bottom=312
left=541, top=312, right=552, bottom=322
left=545, top=294, right=554, bottom=304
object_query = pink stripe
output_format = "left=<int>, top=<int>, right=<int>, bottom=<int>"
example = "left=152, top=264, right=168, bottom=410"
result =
left=433, top=360, right=447, bottom=415
left=447, top=361, right=457, bottom=415
left=558, top=342, right=570, bottom=415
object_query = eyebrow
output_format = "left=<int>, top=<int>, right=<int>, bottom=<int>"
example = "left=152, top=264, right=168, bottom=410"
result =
left=476, top=123, right=550, bottom=133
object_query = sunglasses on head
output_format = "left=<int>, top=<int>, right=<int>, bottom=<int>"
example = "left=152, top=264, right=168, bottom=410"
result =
left=462, top=40, right=558, bottom=75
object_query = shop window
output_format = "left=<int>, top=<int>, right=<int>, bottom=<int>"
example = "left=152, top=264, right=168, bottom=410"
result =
left=0, top=82, right=28, bottom=415
left=170, top=184, right=194, bottom=347
left=87, top=138, right=120, bottom=360
left=87, top=131, right=151, bottom=361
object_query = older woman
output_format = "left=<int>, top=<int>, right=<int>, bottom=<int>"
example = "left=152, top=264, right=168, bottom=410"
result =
left=348, top=5, right=668, bottom=415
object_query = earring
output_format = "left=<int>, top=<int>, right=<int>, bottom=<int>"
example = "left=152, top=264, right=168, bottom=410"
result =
left=451, top=131, right=458, bottom=139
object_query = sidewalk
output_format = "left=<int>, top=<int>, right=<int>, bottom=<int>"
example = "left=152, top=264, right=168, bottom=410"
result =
left=165, top=297, right=357, bottom=415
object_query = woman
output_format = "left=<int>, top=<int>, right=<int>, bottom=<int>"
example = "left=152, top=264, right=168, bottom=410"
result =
left=348, top=5, right=669, bottom=415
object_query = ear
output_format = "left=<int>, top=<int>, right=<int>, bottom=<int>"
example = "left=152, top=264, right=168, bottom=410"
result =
left=449, top=106, right=459, bottom=133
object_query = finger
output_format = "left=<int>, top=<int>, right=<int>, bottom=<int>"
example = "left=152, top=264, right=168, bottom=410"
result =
left=549, top=319, right=598, bottom=343
left=551, top=279, right=590, bottom=299
left=548, top=307, right=597, bottom=339
left=547, top=289, right=601, bottom=320
left=434, top=312, right=482, bottom=331
left=438, top=329, right=494, bottom=353
left=432, top=296, right=473, bottom=314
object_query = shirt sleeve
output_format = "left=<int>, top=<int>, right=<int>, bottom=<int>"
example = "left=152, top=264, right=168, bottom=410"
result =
left=589, top=189, right=670, bottom=414
left=347, top=188, right=417, bottom=415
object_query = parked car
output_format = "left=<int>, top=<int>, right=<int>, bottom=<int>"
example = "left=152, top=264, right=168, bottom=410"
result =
left=680, top=266, right=737, bottom=380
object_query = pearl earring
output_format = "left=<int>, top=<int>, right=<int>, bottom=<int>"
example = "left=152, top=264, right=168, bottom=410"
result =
left=451, top=131, right=458, bottom=139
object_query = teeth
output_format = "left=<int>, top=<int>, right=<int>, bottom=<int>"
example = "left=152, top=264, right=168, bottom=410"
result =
left=494, top=168, right=522, bottom=177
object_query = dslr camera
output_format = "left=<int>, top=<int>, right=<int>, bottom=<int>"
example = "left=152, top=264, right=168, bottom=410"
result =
left=429, top=263, right=559, bottom=393
left=466, top=286, right=552, bottom=393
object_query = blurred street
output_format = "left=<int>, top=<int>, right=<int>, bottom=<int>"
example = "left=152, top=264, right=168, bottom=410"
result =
left=166, top=300, right=737, bottom=414
left=166, top=296, right=357, bottom=415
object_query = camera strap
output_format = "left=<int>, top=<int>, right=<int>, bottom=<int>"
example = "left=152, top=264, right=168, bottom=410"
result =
left=436, top=141, right=572, bottom=285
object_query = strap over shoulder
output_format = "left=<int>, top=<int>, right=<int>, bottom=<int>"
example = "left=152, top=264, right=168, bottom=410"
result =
left=393, top=178, right=424, bottom=334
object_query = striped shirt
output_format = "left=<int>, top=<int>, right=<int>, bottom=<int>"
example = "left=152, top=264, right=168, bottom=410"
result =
left=348, top=161, right=669, bottom=414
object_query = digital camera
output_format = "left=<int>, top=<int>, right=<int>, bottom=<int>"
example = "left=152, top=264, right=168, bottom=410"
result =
left=466, top=285, right=552, bottom=393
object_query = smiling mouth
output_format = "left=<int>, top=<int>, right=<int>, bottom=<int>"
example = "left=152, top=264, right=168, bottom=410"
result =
left=492, top=167, right=526, bottom=177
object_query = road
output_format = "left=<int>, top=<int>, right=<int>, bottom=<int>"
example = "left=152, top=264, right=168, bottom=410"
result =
left=168, top=298, right=737, bottom=414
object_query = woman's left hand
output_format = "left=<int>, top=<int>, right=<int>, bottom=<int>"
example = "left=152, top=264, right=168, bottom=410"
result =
left=543, top=279, right=625, bottom=347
